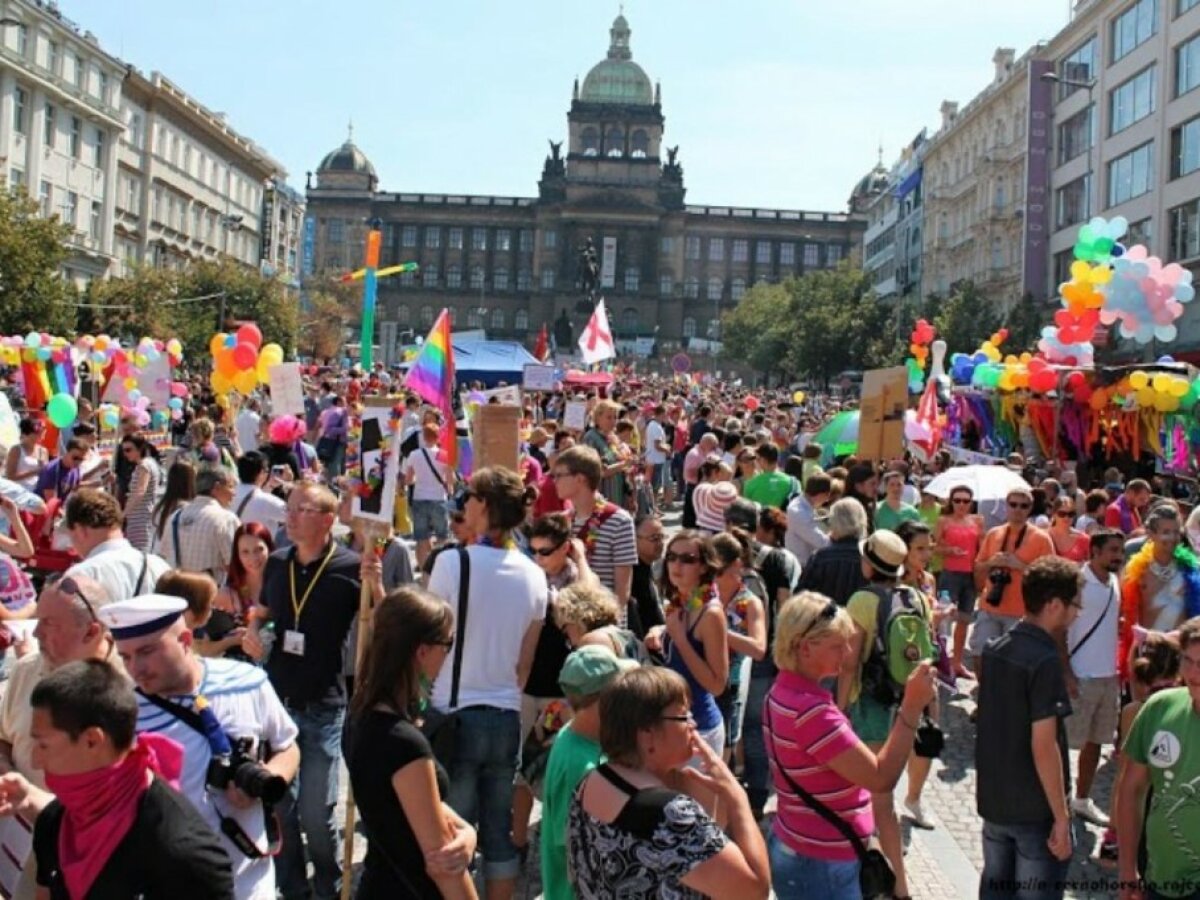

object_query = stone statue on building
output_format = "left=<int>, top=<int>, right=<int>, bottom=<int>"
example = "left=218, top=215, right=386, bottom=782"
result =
left=663, top=145, right=683, bottom=181
left=542, top=139, right=566, bottom=179
left=578, top=237, right=600, bottom=297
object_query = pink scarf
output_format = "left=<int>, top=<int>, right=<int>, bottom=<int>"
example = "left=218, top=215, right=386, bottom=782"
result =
left=44, top=732, right=183, bottom=899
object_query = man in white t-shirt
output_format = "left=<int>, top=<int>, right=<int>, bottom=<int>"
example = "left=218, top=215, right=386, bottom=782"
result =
left=235, top=399, right=263, bottom=454
left=402, top=422, right=452, bottom=569
left=643, top=405, right=670, bottom=509
left=233, top=451, right=289, bottom=537
left=1065, top=529, right=1124, bottom=827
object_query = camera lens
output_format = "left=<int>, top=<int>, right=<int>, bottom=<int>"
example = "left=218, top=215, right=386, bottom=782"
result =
left=233, top=761, right=288, bottom=805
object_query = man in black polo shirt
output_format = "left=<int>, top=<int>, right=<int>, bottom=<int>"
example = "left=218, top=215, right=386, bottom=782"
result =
left=245, top=482, right=360, bottom=900
left=976, top=556, right=1080, bottom=900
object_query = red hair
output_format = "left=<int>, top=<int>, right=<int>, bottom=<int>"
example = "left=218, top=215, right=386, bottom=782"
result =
left=226, top=522, right=275, bottom=599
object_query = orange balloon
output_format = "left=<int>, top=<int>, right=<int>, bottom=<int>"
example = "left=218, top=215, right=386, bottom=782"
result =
left=215, top=347, right=238, bottom=376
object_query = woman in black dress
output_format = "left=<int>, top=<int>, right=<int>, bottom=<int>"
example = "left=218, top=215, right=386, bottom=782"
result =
left=343, top=587, right=478, bottom=899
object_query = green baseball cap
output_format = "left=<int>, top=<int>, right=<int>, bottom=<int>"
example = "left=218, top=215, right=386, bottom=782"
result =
left=558, top=645, right=638, bottom=698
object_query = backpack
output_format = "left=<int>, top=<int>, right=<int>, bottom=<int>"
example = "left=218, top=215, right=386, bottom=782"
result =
left=859, top=584, right=936, bottom=706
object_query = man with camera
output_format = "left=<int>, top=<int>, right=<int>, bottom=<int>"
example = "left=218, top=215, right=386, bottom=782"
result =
left=971, top=486, right=1056, bottom=682
left=100, top=593, right=299, bottom=900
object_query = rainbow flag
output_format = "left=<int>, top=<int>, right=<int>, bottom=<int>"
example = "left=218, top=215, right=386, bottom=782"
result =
left=404, top=309, right=457, bottom=468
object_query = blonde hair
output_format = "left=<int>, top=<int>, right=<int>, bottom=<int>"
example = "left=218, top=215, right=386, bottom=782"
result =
left=555, top=581, right=621, bottom=632
left=291, top=481, right=338, bottom=513
left=593, top=400, right=622, bottom=421
left=774, top=591, right=854, bottom=672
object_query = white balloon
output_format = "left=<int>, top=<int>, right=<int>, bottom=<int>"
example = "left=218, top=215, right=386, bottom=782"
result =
left=929, top=340, right=948, bottom=380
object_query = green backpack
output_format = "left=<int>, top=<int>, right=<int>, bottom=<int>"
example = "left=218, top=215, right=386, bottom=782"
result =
left=860, top=584, right=936, bottom=706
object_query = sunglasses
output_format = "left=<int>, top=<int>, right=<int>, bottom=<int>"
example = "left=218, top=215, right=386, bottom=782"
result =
left=951, top=497, right=972, bottom=505
left=530, top=542, right=565, bottom=557
left=665, top=551, right=701, bottom=565
left=800, top=600, right=838, bottom=639
left=50, top=575, right=99, bottom=623
left=660, top=711, right=695, bottom=725
left=1008, top=501, right=1032, bottom=510
left=430, top=636, right=454, bottom=650
left=1055, top=510, right=1075, bottom=518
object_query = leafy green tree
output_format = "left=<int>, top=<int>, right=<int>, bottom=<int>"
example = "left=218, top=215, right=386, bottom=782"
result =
left=0, top=188, right=75, bottom=335
left=1003, top=291, right=1050, bottom=353
left=719, top=283, right=795, bottom=382
left=932, top=280, right=1000, bottom=356
left=78, top=265, right=179, bottom=340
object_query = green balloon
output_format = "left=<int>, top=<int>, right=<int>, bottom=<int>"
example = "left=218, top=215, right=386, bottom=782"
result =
left=47, top=393, right=77, bottom=429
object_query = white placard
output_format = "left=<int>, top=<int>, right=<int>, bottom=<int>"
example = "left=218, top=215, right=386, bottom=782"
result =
left=482, top=385, right=522, bottom=406
left=0, top=392, right=17, bottom=451
left=268, top=362, right=305, bottom=416
left=600, top=236, right=617, bottom=288
left=351, top=405, right=400, bottom=524
left=522, top=364, right=556, bottom=392
left=563, top=401, right=588, bottom=432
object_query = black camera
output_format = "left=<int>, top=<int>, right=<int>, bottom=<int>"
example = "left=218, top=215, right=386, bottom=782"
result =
left=984, top=568, right=1011, bottom=607
left=207, top=737, right=287, bottom=805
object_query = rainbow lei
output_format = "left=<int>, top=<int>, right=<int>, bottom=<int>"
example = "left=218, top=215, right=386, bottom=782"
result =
left=670, top=583, right=713, bottom=615
left=579, top=493, right=611, bottom=558
left=1118, top=541, right=1200, bottom=679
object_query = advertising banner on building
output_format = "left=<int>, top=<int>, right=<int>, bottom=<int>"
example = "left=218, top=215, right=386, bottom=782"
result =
left=600, top=236, right=617, bottom=288
left=1023, top=59, right=1053, bottom=301
left=302, top=215, right=316, bottom=277
left=260, top=187, right=275, bottom=261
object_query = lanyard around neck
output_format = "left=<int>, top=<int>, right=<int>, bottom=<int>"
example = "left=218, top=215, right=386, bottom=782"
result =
left=289, top=542, right=337, bottom=625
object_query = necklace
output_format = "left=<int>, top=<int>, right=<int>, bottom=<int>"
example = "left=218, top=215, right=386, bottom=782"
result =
left=670, top=583, right=712, bottom=615
left=577, top=493, right=611, bottom=558
left=1150, top=560, right=1176, bottom=580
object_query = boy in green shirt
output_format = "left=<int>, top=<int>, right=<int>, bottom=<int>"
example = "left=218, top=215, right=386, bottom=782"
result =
left=540, top=646, right=637, bottom=899
left=742, top=443, right=796, bottom=509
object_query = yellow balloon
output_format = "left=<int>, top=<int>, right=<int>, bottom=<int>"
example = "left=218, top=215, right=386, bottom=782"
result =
left=1153, top=374, right=1172, bottom=394
left=1171, top=377, right=1190, bottom=398
left=215, top=392, right=230, bottom=409
left=209, top=333, right=228, bottom=357
left=260, top=343, right=284, bottom=366
left=233, top=369, right=258, bottom=394
left=1136, top=386, right=1156, bottom=407
left=256, top=359, right=273, bottom=384
left=792, top=390, right=806, bottom=404
left=1130, top=370, right=1149, bottom=390
left=1155, top=393, right=1175, bottom=412
left=210, top=370, right=233, bottom=395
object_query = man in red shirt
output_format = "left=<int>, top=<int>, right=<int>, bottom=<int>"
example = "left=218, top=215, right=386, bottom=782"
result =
left=532, top=431, right=575, bottom=517
left=1104, top=478, right=1150, bottom=536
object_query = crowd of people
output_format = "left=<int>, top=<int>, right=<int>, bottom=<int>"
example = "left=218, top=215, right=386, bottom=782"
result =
left=0, top=366, right=1197, bottom=899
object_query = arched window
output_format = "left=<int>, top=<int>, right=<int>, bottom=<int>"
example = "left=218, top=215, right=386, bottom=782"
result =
left=631, top=129, right=649, bottom=158
left=470, top=265, right=484, bottom=290
left=707, top=277, right=723, bottom=300
left=494, top=267, right=509, bottom=291
left=468, top=308, right=484, bottom=328
left=420, top=306, right=434, bottom=326
left=731, top=277, right=746, bottom=301
left=446, top=264, right=462, bottom=289
left=684, top=277, right=699, bottom=298
left=581, top=126, right=599, bottom=157
left=514, top=308, right=529, bottom=332
left=491, top=308, right=505, bottom=330
left=605, top=126, right=624, bottom=157
left=422, top=264, right=438, bottom=288
left=396, top=306, right=410, bottom=325
left=682, top=317, right=696, bottom=338
left=624, top=266, right=639, bottom=292
left=621, top=307, right=639, bottom=334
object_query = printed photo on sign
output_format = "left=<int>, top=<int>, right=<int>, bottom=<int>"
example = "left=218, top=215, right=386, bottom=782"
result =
left=352, top=405, right=400, bottom=524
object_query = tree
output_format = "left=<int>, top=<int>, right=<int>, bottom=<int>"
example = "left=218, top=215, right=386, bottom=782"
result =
left=719, top=283, right=795, bottom=382
left=1003, top=291, right=1050, bottom=352
left=78, top=265, right=179, bottom=339
left=0, top=188, right=75, bottom=335
left=300, top=290, right=355, bottom=362
left=932, top=280, right=1000, bottom=356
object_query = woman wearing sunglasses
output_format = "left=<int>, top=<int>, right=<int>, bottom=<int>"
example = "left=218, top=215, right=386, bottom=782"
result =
left=644, top=531, right=729, bottom=755
left=934, top=486, right=983, bottom=679
left=1048, top=496, right=1089, bottom=562
left=767, top=592, right=935, bottom=899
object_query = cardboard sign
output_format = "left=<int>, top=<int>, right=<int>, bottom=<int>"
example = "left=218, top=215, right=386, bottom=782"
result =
left=351, top=401, right=401, bottom=524
left=562, top=401, right=588, bottom=432
left=472, top=404, right=521, bottom=473
left=268, top=362, right=305, bottom=417
left=522, top=364, right=556, bottom=392
left=482, top=385, right=522, bottom=407
left=857, top=366, right=907, bottom=462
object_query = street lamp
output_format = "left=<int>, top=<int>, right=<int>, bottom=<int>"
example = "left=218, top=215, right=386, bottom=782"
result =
left=1040, top=71, right=1098, bottom=223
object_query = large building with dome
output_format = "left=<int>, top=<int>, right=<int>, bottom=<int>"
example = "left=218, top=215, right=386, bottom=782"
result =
left=303, top=14, right=865, bottom=364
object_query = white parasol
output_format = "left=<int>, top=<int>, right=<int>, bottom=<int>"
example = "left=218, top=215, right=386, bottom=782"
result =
left=923, top=464, right=1031, bottom=502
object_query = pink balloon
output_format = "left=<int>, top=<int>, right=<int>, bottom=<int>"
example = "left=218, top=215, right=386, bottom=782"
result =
left=170, top=381, right=190, bottom=398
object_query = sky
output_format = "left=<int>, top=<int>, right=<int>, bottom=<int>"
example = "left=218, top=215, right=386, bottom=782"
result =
left=66, top=0, right=1076, bottom=213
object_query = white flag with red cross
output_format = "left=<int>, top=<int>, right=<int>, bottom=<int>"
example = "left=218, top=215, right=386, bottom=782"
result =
left=577, top=298, right=616, bottom=365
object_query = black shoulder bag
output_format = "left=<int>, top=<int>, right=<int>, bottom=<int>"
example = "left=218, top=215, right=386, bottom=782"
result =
left=420, top=546, right=470, bottom=766
left=766, top=704, right=895, bottom=899
left=1068, top=581, right=1116, bottom=659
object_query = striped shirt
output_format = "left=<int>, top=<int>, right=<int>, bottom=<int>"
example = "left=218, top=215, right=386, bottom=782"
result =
left=766, top=670, right=873, bottom=862
left=575, top=504, right=636, bottom=597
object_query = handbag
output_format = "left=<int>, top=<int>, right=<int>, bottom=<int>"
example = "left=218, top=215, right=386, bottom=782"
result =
left=766, top=704, right=896, bottom=899
left=420, top=546, right=470, bottom=765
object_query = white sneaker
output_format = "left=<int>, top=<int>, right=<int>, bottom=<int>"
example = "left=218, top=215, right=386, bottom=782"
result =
left=904, top=798, right=935, bottom=829
left=1071, top=797, right=1110, bottom=826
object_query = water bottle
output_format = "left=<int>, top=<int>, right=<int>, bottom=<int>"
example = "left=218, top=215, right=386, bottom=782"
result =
left=936, top=590, right=954, bottom=637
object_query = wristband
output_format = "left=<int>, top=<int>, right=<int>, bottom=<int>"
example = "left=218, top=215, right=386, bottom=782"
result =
left=897, top=710, right=920, bottom=731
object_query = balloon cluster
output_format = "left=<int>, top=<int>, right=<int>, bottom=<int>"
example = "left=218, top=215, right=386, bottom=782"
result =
left=949, top=329, right=1009, bottom=385
left=1101, top=246, right=1196, bottom=343
left=209, top=324, right=284, bottom=399
left=1041, top=217, right=1128, bottom=365
left=1, top=333, right=81, bottom=428
left=1128, top=370, right=1193, bottom=412
left=905, top=319, right=936, bottom=393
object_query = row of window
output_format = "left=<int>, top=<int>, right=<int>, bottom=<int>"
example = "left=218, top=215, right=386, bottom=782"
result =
left=682, top=235, right=840, bottom=266
left=148, top=118, right=260, bottom=212
left=11, top=88, right=106, bottom=166
left=7, top=24, right=111, bottom=105
left=7, top=171, right=102, bottom=239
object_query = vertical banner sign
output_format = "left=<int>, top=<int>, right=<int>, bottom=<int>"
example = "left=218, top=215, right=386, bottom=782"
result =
left=260, top=187, right=275, bottom=261
left=352, top=403, right=399, bottom=523
left=360, top=227, right=381, bottom=370
left=1023, top=59, right=1053, bottom=301
left=600, top=236, right=617, bottom=288
left=302, top=215, right=316, bottom=277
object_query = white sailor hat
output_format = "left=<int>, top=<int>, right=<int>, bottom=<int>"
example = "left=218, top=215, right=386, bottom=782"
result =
left=97, top=594, right=188, bottom=640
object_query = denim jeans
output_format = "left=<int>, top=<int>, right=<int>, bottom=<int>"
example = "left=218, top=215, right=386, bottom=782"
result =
left=276, top=702, right=345, bottom=900
left=445, top=706, right=522, bottom=881
left=980, top=819, right=1070, bottom=900
left=743, top=659, right=776, bottom=812
left=769, top=832, right=862, bottom=900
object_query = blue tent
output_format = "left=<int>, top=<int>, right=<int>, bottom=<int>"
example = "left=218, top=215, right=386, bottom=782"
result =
left=453, top=339, right=540, bottom=388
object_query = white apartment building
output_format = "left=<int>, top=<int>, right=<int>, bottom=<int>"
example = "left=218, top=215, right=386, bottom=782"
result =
left=261, top=176, right=304, bottom=288
left=922, top=47, right=1045, bottom=313
left=0, top=0, right=124, bottom=290
left=1045, top=0, right=1200, bottom=351
left=115, top=68, right=283, bottom=277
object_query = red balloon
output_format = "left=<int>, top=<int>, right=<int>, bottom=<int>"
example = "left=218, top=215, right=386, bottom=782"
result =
left=1031, top=369, right=1057, bottom=394
left=744, top=395, right=760, bottom=411
left=236, top=323, right=263, bottom=350
left=232, top=342, right=258, bottom=370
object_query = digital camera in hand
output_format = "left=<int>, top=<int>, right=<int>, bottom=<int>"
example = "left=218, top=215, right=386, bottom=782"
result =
left=206, top=737, right=287, bottom=804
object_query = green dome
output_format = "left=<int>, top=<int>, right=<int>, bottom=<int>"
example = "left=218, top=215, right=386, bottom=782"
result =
left=579, top=13, right=654, bottom=106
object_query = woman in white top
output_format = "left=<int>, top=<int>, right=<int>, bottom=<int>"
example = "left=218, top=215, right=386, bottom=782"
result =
left=428, top=465, right=547, bottom=900
left=120, top=435, right=162, bottom=552
left=3, top=417, right=47, bottom=489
